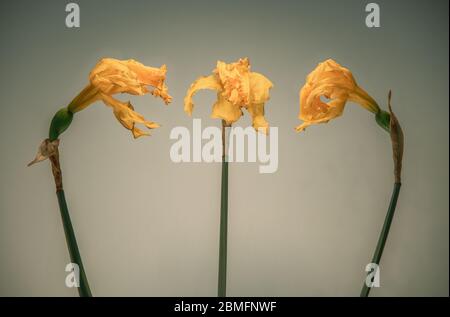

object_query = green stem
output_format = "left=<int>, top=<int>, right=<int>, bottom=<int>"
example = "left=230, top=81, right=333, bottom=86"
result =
left=218, top=121, right=229, bottom=297
left=360, top=182, right=401, bottom=297
left=56, top=190, right=92, bottom=297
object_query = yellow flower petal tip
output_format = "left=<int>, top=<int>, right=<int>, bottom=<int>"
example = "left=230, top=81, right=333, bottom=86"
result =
left=184, top=58, right=273, bottom=133
left=295, top=123, right=309, bottom=133
left=296, top=59, right=380, bottom=132
left=67, top=58, right=171, bottom=138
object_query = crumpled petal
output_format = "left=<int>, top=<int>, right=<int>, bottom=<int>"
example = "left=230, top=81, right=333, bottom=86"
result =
left=126, top=62, right=172, bottom=104
left=214, top=58, right=251, bottom=106
left=100, top=94, right=160, bottom=139
left=184, top=74, right=222, bottom=115
left=245, top=72, right=273, bottom=133
left=296, top=95, right=347, bottom=132
left=307, top=60, right=356, bottom=87
left=211, top=93, right=243, bottom=125
left=28, top=139, right=60, bottom=166
left=249, top=72, right=273, bottom=104
left=89, top=58, right=147, bottom=96
left=246, top=103, right=269, bottom=134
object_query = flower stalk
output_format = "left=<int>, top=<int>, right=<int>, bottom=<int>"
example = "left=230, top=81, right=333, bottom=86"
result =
left=184, top=58, right=273, bottom=297
left=49, top=143, right=92, bottom=297
left=294, top=59, right=405, bottom=296
left=360, top=182, right=401, bottom=297
left=218, top=120, right=230, bottom=297
left=360, top=91, right=404, bottom=297
left=29, top=58, right=171, bottom=296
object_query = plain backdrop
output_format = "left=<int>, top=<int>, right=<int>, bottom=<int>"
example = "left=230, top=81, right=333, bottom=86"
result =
left=0, top=0, right=448, bottom=296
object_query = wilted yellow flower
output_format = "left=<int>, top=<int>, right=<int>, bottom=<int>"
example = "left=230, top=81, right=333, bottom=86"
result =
left=68, top=58, right=172, bottom=138
left=184, top=58, right=273, bottom=133
left=296, top=59, right=380, bottom=132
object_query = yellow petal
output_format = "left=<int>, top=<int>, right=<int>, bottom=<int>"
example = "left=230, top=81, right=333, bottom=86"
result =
left=184, top=74, right=222, bottom=115
left=295, top=122, right=314, bottom=132
left=246, top=102, right=269, bottom=134
left=89, top=58, right=172, bottom=103
left=211, top=93, right=243, bottom=125
left=90, top=58, right=146, bottom=95
left=249, top=72, right=273, bottom=104
left=132, top=126, right=150, bottom=138
left=214, top=58, right=251, bottom=106
left=126, top=61, right=172, bottom=104
left=126, top=60, right=166, bottom=87
left=307, top=59, right=356, bottom=86
left=100, top=94, right=159, bottom=138
left=296, top=96, right=346, bottom=132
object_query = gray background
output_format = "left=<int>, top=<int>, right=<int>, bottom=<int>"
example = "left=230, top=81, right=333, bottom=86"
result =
left=0, top=0, right=448, bottom=296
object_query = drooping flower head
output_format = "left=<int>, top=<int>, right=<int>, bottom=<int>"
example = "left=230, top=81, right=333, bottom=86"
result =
left=68, top=58, right=172, bottom=138
left=184, top=58, right=273, bottom=133
left=296, top=59, right=380, bottom=132
left=28, top=58, right=172, bottom=166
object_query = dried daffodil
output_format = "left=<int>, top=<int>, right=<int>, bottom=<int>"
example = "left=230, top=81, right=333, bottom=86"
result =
left=184, top=58, right=273, bottom=297
left=184, top=57, right=273, bottom=133
left=29, top=58, right=172, bottom=166
left=68, top=58, right=171, bottom=139
left=295, top=59, right=390, bottom=133
left=27, top=57, right=172, bottom=297
left=295, top=59, right=404, bottom=298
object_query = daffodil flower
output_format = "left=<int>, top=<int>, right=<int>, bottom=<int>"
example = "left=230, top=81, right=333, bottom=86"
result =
left=295, top=59, right=384, bottom=132
left=295, top=59, right=404, bottom=297
left=29, top=58, right=172, bottom=166
left=68, top=58, right=172, bottom=138
left=27, top=58, right=173, bottom=297
left=184, top=58, right=273, bottom=133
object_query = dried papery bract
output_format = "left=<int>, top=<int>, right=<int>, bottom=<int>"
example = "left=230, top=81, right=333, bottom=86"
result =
left=388, top=91, right=404, bottom=184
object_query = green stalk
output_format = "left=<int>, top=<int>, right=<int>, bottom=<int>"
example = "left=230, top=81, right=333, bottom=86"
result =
left=360, top=182, right=401, bottom=297
left=218, top=120, right=229, bottom=297
left=48, top=148, right=92, bottom=297
left=56, top=190, right=92, bottom=297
